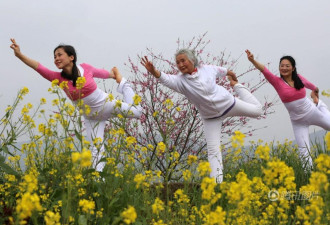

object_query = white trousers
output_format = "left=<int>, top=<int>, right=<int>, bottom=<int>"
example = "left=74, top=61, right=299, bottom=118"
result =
left=79, top=82, right=142, bottom=171
left=202, top=84, right=262, bottom=183
left=290, top=99, right=330, bottom=167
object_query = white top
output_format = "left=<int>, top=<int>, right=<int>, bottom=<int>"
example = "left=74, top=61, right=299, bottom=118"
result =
left=158, top=65, right=234, bottom=119
left=284, top=97, right=315, bottom=121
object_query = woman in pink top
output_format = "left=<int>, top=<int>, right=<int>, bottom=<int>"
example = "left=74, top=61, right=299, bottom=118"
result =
left=10, top=39, right=142, bottom=171
left=246, top=49, right=330, bottom=167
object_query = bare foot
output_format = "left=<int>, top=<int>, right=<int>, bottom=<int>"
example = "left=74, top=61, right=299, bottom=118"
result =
left=228, top=75, right=238, bottom=87
left=112, top=67, right=122, bottom=83
left=311, top=91, right=319, bottom=105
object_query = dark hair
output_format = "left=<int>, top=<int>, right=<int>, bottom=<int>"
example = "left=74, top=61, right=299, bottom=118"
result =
left=280, top=56, right=304, bottom=90
left=54, top=45, right=79, bottom=86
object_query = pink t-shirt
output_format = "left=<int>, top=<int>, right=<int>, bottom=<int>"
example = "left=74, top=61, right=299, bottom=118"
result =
left=36, top=63, right=110, bottom=100
left=262, top=67, right=317, bottom=103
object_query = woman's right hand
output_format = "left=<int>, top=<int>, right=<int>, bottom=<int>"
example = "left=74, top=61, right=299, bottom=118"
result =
left=10, top=38, right=39, bottom=70
left=10, top=38, right=22, bottom=57
left=245, top=49, right=265, bottom=72
left=245, top=49, right=254, bottom=62
left=140, top=56, right=160, bottom=78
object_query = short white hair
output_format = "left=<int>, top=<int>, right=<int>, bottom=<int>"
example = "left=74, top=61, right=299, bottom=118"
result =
left=175, top=48, right=199, bottom=67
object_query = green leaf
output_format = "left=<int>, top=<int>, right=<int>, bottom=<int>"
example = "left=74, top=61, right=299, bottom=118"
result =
left=78, top=215, right=87, bottom=225
left=74, top=130, right=82, bottom=142
left=0, top=155, right=20, bottom=177
left=0, top=145, right=14, bottom=156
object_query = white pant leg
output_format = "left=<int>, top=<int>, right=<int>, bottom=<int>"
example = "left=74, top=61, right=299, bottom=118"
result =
left=84, top=118, right=106, bottom=171
left=96, top=99, right=142, bottom=120
left=290, top=100, right=330, bottom=168
left=82, top=80, right=142, bottom=171
left=314, top=100, right=330, bottom=129
left=225, top=84, right=263, bottom=118
left=94, top=81, right=142, bottom=121
left=291, top=120, right=312, bottom=167
left=202, top=118, right=224, bottom=183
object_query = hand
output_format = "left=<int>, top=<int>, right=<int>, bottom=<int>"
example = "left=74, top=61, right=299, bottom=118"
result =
left=111, top=67, right=122, bottom=83
left=313, top=87, right=319, bottom=98
left=10, top=38, right=22, bottom=57
left=109, top=69, right=116, bottom=79
left=140, top=56, right=160, bottom=78
left=245, top=49, right=254, bottom=62
left=227, top=70, right=238, bottom=81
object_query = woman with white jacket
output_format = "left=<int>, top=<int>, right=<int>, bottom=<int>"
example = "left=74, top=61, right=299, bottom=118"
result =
left=141, top=49, right=263, bottom=183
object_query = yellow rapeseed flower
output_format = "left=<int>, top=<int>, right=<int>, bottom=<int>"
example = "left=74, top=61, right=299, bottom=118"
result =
left=153, top=111, right=159, bottom=117
left=20, top=87, right=29, bottom=96
left=121, top=205, right=137, bottom=224
left=72, top=152, right=81, bottom=163
left=115, top=100, right=122, bottom=108
left=174, top=189, right=190, bottom=204
left=231, top=130, right=245, bottom=147
left=325, top=132, right=330, bottom=150
left=321, top=89, right=330, bottom=97
left=51, top=79, right=59, bottom=87
left=263, top=159, right=296, bottom=190
left=40, top=98, right=47, bottom=105
left=255, top=144, right=270, bottom=160
left=126, top=136, right=137, bottom=147
left=133, top=94, right=142, bottom=105
left=134, top=173, right=146, bottom=189
left=187, top=155, right=198, bottom=165
left=108, top=93, right=114, bottom=101
left=197, top=161, right=211, bottom=177
left=314, top=154, right=330, bottom=174
left=84, top=105, right=91, bottom=115
left=201, top=177, right=217, bottom=200
left=76, top=77, right=86, bottom=90
left=80, top=150, right=92, bottom=167
left=156, top=142, right=166, bottom=155
left=59, top=81, right=68, bottom=90
left=16, top=192, right=42, bottom=220
left=207, top=206, right=226, bottom=225
left=152, top=197, right=165, bottom=215
left=52, top=98, right=59, bottom=106
left=44, top=210, right=61, bottom=225
left=183, top=170, right=192, bottom=181
left=152, top=219, right=167, bottom=225
left=163, top=99, right=173, bottom=109
left=79, top=199, right=95, bottom=214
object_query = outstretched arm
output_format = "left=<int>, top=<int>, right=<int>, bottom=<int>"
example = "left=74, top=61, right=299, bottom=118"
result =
left=140, top=56, right=161, bottom=78
left=10, top=38, right=39, bottom=70
left=245, top=49, right=265, bottom=72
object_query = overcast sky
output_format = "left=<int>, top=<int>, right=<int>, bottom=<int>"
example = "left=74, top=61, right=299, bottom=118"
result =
left=1, top=0, right=330, bottom=144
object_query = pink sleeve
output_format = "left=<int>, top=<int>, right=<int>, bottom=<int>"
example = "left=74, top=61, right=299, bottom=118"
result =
left=262, top=67, right=279, bottom=87
left=82, top=63, right=110, bottom=79
left=36, top=63, right=61, bottom=81
left=298, top=74, right=317, bottom=91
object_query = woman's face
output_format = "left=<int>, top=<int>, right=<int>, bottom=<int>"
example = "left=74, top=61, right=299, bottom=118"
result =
left=279, top=59, right=295, bottom=77
left=54, top=48, right=74, bottom=70
left=176, top=54, right=195, bottom=74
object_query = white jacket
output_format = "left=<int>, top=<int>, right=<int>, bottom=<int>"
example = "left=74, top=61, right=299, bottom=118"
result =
left=158, top=65, right=235, bottom=119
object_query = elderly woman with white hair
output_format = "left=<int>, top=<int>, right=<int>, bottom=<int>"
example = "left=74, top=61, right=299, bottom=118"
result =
left=141, top=49, right=263, bottom=183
